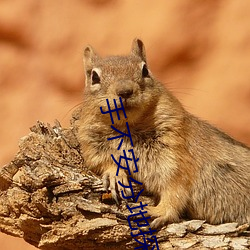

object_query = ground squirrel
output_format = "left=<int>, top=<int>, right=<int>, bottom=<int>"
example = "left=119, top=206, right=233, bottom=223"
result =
left=78, top=38, right=250, bottom=228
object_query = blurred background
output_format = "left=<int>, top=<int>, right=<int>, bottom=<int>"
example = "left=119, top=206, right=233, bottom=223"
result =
left=0, top=0, right=250, bottom=249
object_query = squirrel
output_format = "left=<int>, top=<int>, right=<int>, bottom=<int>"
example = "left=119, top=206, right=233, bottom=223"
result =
left=78, top=38, right=250, bottom=229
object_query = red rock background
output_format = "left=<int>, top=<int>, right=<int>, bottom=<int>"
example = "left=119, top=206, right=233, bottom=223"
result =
left=0, top=1, right=250, bottom=249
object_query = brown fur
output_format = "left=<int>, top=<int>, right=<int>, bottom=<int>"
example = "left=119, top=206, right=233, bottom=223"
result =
left=78, top=39, right=250, bottom=228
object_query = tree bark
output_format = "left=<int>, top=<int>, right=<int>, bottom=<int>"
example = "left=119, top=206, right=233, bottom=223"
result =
left=0, top=109, right=249, bottom=250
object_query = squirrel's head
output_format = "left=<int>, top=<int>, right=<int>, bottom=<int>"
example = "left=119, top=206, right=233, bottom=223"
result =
left=83, top=39, right=160, bottom=125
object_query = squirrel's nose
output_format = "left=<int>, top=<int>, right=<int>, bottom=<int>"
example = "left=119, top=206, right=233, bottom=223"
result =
left=117, top=88, right=133, bottom=99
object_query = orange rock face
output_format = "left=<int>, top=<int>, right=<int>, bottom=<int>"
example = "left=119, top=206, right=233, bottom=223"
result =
left=0, top=1, right=250, bottom=249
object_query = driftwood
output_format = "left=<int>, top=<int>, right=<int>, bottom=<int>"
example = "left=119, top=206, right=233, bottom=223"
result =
left=0, top=108, right=249, bottom=250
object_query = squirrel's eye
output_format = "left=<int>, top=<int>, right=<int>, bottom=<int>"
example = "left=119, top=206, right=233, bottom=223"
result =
left=91, top=70, right=100, bottom=85
left=142, top=63, right=149, bottom=78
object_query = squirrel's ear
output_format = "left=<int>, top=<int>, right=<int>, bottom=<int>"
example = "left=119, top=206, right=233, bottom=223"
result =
left=131, top=38, right=147, bottom=63
left=83, top=45, right=98, bottom=71
left=83, top=46, right=99, bottom=86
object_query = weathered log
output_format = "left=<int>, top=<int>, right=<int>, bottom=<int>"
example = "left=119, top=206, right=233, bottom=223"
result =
left=0, top=109, right=249, bottom=249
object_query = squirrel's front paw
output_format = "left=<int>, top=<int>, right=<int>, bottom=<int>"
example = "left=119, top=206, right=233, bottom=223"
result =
left=146, top=205, right=179, bottom=229
left=146, top=205, right=167, bottom=229
left=102, top=168, right=129, bottom=204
